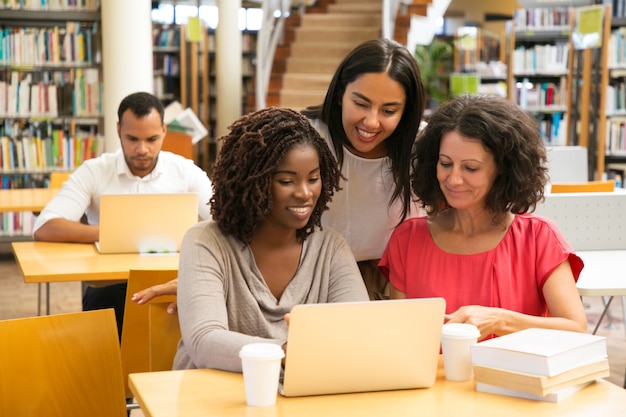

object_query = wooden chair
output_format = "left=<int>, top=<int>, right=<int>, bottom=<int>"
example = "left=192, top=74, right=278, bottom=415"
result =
left=550, top=180, right=615, bottom=193
left=0, top=309, right=127, bottom=417
left=121, top=269, right=180, bottom=398
left=49, top=171, right=71, bottom=188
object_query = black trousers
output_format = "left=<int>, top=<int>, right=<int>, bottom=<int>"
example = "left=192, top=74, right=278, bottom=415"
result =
left=82, top=282, right=127, bottom=340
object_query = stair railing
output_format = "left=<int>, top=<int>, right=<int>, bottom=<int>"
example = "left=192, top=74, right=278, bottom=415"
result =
left=383, top=0, right=404, bottom=41
left=256, top=0, right=293, bottom=109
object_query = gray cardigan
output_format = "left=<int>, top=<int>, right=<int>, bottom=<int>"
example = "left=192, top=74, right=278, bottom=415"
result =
left=173, top=221, right=368, bottom=372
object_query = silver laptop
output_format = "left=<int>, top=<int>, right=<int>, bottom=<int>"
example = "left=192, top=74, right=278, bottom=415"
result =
left=279, top=297, right=446, bottom=397
left=96, top=193, right=198, bottom=254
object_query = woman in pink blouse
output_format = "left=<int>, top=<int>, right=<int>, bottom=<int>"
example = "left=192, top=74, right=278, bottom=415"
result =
left=379, top=95, right=587, bottom=340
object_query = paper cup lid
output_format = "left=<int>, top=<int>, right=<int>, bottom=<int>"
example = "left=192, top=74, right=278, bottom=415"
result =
left=239, top=343, right=285, bottom=360
left=441, top=323, right=480, bottom=339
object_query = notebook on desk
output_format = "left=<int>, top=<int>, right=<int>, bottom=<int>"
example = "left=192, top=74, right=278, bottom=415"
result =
left=96, top=193, right=199, bottom=254
left=279, top=297, right=446, bottom=397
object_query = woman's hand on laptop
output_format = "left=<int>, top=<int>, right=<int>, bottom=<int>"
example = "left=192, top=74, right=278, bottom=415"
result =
left=131, top=278, right=178, bottom=314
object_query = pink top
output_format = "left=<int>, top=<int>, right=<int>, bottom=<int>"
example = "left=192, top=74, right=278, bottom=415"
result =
left=379, top=214, right=584, bottom=318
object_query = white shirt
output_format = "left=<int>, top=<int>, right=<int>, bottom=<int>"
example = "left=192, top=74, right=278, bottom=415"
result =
left=310, top=119, right=423, bottom=262
left=33, top=149, right=212, bottom=233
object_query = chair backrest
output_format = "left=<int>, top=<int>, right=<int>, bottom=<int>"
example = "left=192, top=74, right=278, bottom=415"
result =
left=49, top=171, right=71, bottom=188
left=534, top=192, right=626, bottom=250
left=0, top=309, right=127, bottom=417
left=550, top=180, right=616, bottom=193
left=149, top=302, right=182, bottom=371
left=545, top=145, right=589, bottom=183
left=121, top=269, right=179, bottom=398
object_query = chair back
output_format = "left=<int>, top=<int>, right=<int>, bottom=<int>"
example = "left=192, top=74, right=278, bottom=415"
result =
left=0, top=309, right=127, bottom=417
left=49, top=171, right=71, bottom=188
left=550, top=180, right=615, bottom=193
left=121, top=269, right=179, bottom=398
left=534, top=192, right=626, bottom=250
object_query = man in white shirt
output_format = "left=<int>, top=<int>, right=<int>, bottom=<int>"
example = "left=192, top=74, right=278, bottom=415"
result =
left=33, top=91, right=212, bottom=337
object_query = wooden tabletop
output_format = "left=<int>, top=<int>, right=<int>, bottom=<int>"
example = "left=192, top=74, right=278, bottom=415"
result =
left=0, top=188, right=58, bottom=213
left=12, top=241, right=179, bottom=283
left=576, top=250, right=626, bottom=296
left=129, top=362, right=626, bottom=417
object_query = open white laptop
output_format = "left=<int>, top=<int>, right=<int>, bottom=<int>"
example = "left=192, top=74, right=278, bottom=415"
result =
left=279, top=297, right=446, bottom=397
left=96, top=193, right=199, bottom=254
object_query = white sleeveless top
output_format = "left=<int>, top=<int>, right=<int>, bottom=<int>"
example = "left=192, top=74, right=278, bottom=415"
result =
left=310, top=118, right=423, bottom=261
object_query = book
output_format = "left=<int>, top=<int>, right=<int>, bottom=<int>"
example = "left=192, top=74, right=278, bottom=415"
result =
left=476, top=381, right=593, bottom=403
left=473, top=358, right=610, bottom=397
left=470, top=328, right=607, bottom=376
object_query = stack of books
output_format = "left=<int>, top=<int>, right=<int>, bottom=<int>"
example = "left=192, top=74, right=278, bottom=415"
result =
left=470, top=328, right=609, bottom=402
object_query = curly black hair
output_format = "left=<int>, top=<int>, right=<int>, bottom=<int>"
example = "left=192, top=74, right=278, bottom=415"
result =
left=210, top=107, right=342, bottom=243
left=412, top=94, right=548, bottom=224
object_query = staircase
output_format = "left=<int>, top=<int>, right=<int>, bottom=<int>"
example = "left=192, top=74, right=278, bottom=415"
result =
left=265, top=0, right=433, bottom=111
left=267, top=0, right=382, bottom=110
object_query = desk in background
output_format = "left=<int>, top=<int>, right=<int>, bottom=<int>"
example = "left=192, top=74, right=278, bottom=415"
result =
left=11, top=241, right=179, bottom=315
left=129, top=361, right=626, bottom=417
left=12, top=241, right=180, bottom=283
left=0, top=187, right=58, bottom=213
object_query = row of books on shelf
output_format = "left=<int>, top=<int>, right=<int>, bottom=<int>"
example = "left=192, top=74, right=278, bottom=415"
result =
left=608, top=28, right=626, bottom=67
left=0, top=132, right=102, bottom=172
left=513, top=6, right=571, bottom=32
left=153, top=25, right=180, bottom=48
left=512, top=43, right=569, bottom=75
left=605, top=81, right=626, bottom=114
left=515, top=78, right=568, bottom=109
left=604, top=0, right=626, bottom=19
left=605, top=118, right=626, bottom=154
left=154, top=75, right=179, bottom=102
left=0, top=22, right=101, bottom=67
left=0, top=171, right=48, bottom=189
left=0, top=0, right=99, bottom=10
left=153, top=54, right=180, bottom=77
left=536, top=112, right=568, bottom=146
left=470, top=328, right=609, bottom=402
left=0, top=211, right=34, bottom=237
left=0, top=68, right=102, bottom=117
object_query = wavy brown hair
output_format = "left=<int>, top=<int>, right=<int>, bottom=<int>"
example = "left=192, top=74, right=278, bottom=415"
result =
left=210, top=107, right=342, bottom=243
left=412, top=94, right=548, bottom=224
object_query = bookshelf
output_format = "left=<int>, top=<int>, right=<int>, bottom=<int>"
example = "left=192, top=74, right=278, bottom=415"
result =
left=0, top=7, right=103, bottom=241
left=153, top=24, right=181, bottom=106
left=150, top=24, right=257, bottom=174
left=454, top=27, right=507, bottom=98
left=605, top=9, right=626, bottom=179
left=507, top=5, right=572, bottom=147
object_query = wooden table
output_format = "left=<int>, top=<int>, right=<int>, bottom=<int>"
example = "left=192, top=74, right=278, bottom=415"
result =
left=129, top=361, right=626, bottom=417
left=0, top=187, right=58, bottom=213
left=12, top=241, right=180, bottom=283
left=11, top=241, right=179, bottom=315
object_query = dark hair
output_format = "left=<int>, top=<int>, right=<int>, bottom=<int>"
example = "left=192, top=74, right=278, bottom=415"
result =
left=210, top=107, right=342, bottom=244
left=412, top=94, right=548, bottom=224
left=117, top=92, right=165, bottom=125
left=301, top=38, right=425, bottom=223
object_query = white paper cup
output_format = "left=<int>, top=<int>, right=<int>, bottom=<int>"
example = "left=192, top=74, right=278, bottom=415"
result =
left=239, top=343, right=285, bottom=407
left=441, top=323, right=480, bottom=381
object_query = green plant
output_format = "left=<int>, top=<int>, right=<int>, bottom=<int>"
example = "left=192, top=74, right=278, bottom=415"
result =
left=414, top=38, right=454, bottom=108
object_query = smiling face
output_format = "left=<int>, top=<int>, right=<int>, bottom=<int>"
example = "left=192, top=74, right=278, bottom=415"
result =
left=340, top=72, right=406, bottom=159
left=117, top=108, right=166, bottom=178
left=437, top=131, right=499, bottom=213
left=263, top=144, right=322, bottom=234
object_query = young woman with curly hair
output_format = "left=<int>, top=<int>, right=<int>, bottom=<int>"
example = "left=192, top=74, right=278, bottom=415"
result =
left=172, top=107, right=368, bottom=372
left=379, top=95, right=587, bottom=340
